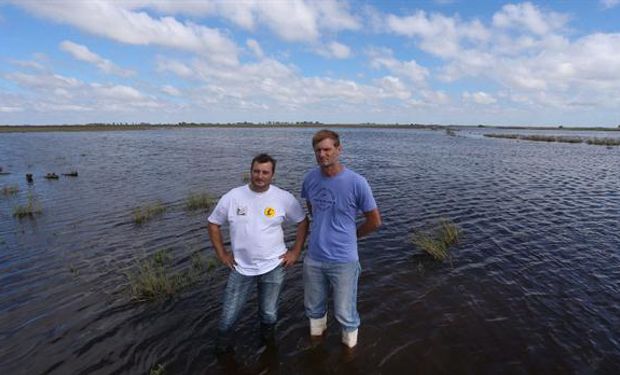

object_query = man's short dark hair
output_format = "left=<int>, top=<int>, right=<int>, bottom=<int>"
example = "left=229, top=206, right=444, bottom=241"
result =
left=251, top=153, right=276, bottom=173
left=312, top=129, right=340, bottom=148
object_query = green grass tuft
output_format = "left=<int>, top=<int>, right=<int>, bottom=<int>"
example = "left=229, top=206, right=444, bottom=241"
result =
left=126, top=249, right=212, bottom=302
left=485, top=133, right=620, bottom=146
left=2, top=185, right=19, bottom=196
left=12, top=194, right=42, bottom=218
left=150, top=363, right=166, bottom=375
left=412, top=219, right=461, bottom=262
left=586, top=137, right=620, bottom=146
left=133, top=201, right=166, bottom=224
left=185, top=191, right=213, bottom=211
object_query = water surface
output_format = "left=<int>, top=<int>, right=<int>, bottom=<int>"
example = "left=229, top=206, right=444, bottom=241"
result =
left=1, top=127, right=619, bottom=374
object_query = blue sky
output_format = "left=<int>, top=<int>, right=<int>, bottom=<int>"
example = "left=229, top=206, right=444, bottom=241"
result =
left=1, top=0, right=620, bottom=127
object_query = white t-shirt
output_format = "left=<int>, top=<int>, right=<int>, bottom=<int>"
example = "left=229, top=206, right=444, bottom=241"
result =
left=208, top=184, right=306, bottom=276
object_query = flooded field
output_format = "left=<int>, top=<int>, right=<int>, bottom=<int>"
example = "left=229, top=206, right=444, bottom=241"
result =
left=1, top=127, right=619, bottom=374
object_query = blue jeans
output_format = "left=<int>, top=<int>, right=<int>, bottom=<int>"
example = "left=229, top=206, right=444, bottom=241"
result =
left=303, top=256, right=361, bottom=332
left=218, top=265, right=285, bottom=333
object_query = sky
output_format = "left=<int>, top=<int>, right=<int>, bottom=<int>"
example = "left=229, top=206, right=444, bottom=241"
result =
left=1, top=0, right=620, bottom=127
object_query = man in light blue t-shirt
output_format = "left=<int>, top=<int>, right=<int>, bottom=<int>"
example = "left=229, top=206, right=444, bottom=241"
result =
left=301, top=129, right=382, bottom=349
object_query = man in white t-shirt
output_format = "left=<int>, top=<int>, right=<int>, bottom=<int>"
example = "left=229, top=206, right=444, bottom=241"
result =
left=208, top=153, right=308, bottom=353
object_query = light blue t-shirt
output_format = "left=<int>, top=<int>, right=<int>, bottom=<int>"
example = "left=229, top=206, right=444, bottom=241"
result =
left=301, top=167, right=377, bottom=262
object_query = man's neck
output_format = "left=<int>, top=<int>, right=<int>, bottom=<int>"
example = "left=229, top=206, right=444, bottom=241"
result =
left=320, top=163, right=343, bottom=177
left=249, top=184, right=270, bottom=193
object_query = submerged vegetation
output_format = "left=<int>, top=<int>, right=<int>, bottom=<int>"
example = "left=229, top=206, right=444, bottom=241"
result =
left=412, top=219, right=461, bottom=262
left=133, top=201, right=166, bottom=224
left=12, top=194, right=42, bottom=218
left=125, top=249, right=218, bottom=302
left=149, top=363, right=166, bottom=375
left=185, top=191, right=213, bottom=211
left=485, top=133, right=620, bottom=146
left=2, top=184, right=19, bottom=196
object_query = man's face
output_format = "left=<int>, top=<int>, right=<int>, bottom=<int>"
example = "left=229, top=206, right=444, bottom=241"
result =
left=250, top=161, right=274, bottom=192
left=314, top=138, right=341, bottom=168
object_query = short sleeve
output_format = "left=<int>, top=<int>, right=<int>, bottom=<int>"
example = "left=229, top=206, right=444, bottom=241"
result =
left=356, top=176, right=377, bottom=213
left=285, top=193, right=306, bottom=224
left=207, top=193, right=230, bottom=225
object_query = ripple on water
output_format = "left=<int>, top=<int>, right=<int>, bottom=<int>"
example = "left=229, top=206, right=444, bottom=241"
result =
left=1, top=128, right=619, bottom=373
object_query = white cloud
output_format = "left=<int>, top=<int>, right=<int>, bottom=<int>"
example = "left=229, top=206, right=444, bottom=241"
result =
left=4, top=71, right=162, bottom=113
left=492, top=2, right=568, bottom=35
left=161, top=85, right=181, bottom=96
left=246, top=39, right=264, bottom=59
left=130, top=0, right=360, bottom=42
left=60, top=40, right=134, bottom=76
left=600, top=0, right=620, bottom=9
left=316, top=41, right=352, bottom=59
left=11, top=58, right=47, bottom=71
left=375, top=76, right=411, bottom=100
left=91, top=83, right=145, bottom=100
left=367, top=47, right=429, bottom=85
left=386, top=10, right=490, bottom=58
left=0, top=106, right=24, bottom=113
left=17, top=1, right=239, bottom=65
left=156, top=57, right=194, bottom=78
left=421, top=90, right=451, bottom=105
left=463, top=91, right=497, bottom=105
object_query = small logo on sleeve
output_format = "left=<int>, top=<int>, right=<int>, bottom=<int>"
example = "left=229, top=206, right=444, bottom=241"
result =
left=264, top=207, right=276, bottom=218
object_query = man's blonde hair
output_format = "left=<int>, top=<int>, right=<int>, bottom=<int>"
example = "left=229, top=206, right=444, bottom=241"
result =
left=312, top=129, right=340, bottom=148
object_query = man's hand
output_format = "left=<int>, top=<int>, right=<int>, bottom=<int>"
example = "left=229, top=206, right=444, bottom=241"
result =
left=218, top=250, right=236, bottom=270
left=280, top=249, right=301, bottom=268
left=208, top=222, right=236, bottom=270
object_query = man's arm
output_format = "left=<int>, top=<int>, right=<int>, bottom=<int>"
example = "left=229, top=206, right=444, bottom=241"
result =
left=207, top=222, right=236, bottom=269
left=280, top=217, right=309, bottom=267
left=356, top=208, right=382, bottom=238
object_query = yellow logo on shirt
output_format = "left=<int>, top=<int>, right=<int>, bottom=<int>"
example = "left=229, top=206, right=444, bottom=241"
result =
left=264, top=207, right=276, bottom=218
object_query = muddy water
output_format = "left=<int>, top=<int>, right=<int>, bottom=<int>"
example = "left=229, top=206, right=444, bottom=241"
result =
left=1, top=127, right=619, bottom=374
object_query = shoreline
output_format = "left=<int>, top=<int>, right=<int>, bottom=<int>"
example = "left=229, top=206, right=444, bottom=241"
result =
left=1, top=123, right=619, bottom=133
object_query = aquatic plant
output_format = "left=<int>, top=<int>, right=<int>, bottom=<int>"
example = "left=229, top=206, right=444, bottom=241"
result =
left=185, top=191, right=213, bottom=211
left=153, top=248, right=172, bottom=265
left=206, top=255, right=219, bottom=272
left=69, top=264, right=79, bottom=277
left=586, top=137, right=620, bottom=146
left=439, top=219, right=460, bottom=246
left=412, top=219, right=461, bottom=262
left=484, top=133, right=620, bottom=146
left=126, top=249, right=208, bottom=302
left=2, top=184, right=19, bottom=196
left=190, top=250, right=204, bottom=271
left=12, top=194, right=42, bottom=218
left=133, top=201, right=166, bottom=224
left=150, top=363, right=166, bottom=375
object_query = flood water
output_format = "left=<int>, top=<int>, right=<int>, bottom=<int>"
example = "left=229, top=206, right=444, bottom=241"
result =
left=1, top=127, right=619, bottom=374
